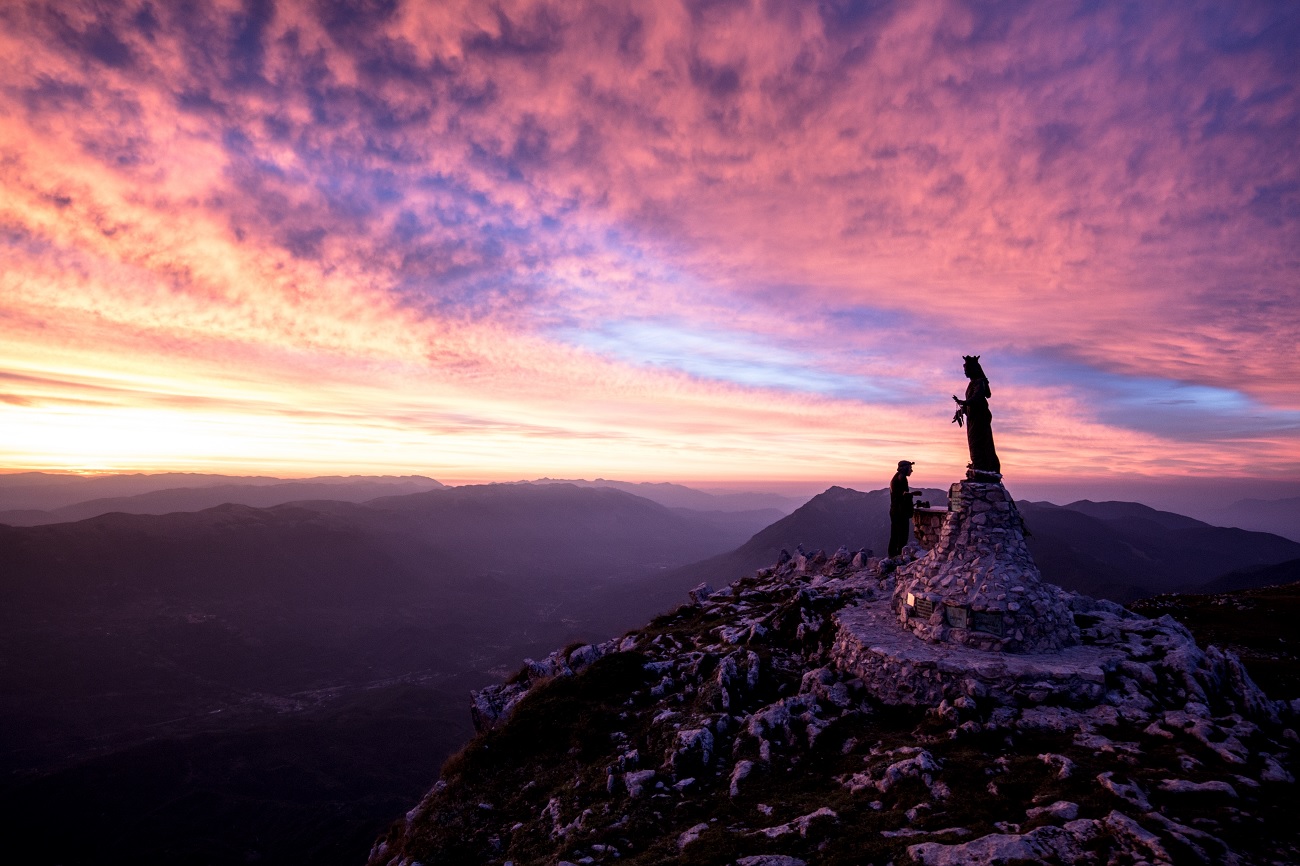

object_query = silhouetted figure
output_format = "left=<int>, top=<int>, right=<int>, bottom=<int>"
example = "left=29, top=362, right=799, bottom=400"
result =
left=952, top=355, right=1001, bottom=476
left=889, top=460, right=923, bottom=557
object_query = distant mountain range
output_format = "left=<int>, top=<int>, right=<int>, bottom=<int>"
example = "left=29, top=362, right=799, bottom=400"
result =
left=524, top=477, right=804, bottom=513
left=3, top=478, right=1298, bottom=865
left=1206, top=495, right=1300, bottom=542
left=0, top=474, right=446, bottom=525
left=0, top=472, right=801, bottom=526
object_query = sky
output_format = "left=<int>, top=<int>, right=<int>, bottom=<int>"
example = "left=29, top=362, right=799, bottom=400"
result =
left=1, top=0, right=1298, bottom=500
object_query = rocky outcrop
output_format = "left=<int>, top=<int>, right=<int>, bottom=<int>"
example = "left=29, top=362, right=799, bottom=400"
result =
left=370, top=547, right=1296, bottom=866
left=470, top=638, right=618, bottom=731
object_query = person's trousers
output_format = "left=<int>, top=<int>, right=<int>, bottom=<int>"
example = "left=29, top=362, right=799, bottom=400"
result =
left=888, top=515, right=910, bottom=557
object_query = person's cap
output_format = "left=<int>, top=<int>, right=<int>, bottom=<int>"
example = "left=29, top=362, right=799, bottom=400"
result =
left=897, top=460, right=915, bottom=469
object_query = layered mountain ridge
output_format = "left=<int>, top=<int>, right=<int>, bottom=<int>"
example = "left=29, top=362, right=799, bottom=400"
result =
left=630, top=488, right=1300, bottom=614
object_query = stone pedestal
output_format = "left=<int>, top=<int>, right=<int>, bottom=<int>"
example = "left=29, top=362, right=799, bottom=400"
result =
left=912, top=507, right=948, bottom=551
left=891, top=480, right=1078, bottom=653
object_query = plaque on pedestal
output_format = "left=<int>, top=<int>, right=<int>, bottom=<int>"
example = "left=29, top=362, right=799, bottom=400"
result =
left=971, top=610, right=1004, bottom=636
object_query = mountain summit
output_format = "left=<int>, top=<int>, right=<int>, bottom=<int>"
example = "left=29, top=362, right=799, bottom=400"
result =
left=369, top=479, right=1298, bottom=865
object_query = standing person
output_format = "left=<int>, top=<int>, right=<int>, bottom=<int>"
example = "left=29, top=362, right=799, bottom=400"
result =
left=889, top=460, right=923, bottom=557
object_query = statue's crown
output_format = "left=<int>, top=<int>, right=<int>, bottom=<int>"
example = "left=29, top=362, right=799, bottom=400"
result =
left=963, top=354, right=980, bottom=363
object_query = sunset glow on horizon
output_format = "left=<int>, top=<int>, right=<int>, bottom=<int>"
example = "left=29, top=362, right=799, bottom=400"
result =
left=2, top=1, right=1298, bottom=488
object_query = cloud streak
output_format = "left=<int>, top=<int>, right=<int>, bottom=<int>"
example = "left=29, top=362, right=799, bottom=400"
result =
left=0, top=0, right=1296, bottom=483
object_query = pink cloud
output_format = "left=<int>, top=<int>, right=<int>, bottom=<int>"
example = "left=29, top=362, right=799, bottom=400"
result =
left=0, top=0, right=1295, bottom=480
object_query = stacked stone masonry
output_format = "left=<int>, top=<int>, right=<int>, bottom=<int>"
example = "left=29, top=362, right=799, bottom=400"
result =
left=833, top=590, right=1279, bottom=724
left=892, top=480, right=1079, bottom=653
left=911, top=507, right=947, bottom=550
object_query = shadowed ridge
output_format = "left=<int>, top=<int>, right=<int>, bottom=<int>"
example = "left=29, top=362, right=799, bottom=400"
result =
left=1020, top=501, right=1300, bottom=600
left=1198, top=557, right=1300, bottom=595
left=1063, top=499, right=1210, bottom=531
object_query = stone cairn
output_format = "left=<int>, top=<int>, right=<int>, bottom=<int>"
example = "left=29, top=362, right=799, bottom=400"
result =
left=891, top=472, right=1079, bottom=653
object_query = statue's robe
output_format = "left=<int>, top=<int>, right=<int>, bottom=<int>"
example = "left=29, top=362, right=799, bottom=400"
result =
left=964, top=377, right=1001, bottom=473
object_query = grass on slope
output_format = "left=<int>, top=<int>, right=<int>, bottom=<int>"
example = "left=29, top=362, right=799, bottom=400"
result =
left=1131, top=580, right=1300, bottom=701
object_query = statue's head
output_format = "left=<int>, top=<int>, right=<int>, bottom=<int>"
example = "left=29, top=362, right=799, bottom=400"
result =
left=962, top=355, right=986, bottom=379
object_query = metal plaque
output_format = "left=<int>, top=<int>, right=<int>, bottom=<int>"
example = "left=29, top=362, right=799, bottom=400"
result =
left=914, top=597, right=935, bottom=619
left=971, top=610, right=1004, bottom=636
left=945, top=605, right=969, bottom=629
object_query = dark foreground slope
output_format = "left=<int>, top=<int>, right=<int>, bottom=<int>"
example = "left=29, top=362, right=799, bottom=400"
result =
left=373, top=557, right=1298, bottom=866
left=0, top=484, right=758, bottom=866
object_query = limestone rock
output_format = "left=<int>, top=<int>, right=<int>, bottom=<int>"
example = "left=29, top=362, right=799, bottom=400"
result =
left=678, top=821, right=710, bottom=850
left=729, top=759, right=755, bottom=797
left=689, top=582, right=715, bottom=605
left=908, top=823, right=1090, bottom=865
left=622, top=769, right=656, bottom=798
left=1025, top=800, right=1080, bottom=822
left=751, top=807, right=837, bottom=839
left=1157, top=778, right=1238, bottom=797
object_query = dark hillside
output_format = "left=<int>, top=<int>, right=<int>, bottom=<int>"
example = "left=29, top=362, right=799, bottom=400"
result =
left=1023, top=500, right=1300, bottom=599
left=362, top=483, right=755, bottom=578
left=1209, top=496, right=1300, bottom=542
left=1062, top=499, right=1208, bottom=530
left=527, top=478, right=804, bottom=513
left=666, top=507, right=787, bottom=541
left=1132, top=580, right=1300, bottom=700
